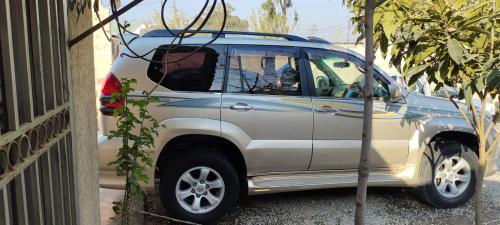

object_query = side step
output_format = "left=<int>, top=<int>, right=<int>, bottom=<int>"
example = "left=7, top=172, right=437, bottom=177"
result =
left=248, top=170, right=411, bottom=195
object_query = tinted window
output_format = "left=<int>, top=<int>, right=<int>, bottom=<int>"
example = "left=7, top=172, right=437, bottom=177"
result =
left=226, top=46, right=301, bottom=96
left=307, top=50, right=389, bottom=101
left=147, top=45, right=226, bottom=92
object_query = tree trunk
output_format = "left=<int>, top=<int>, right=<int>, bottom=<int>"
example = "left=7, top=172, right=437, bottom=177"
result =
left=354, top=1, right=375, bottom=224
left=474, top=160, right=485, bottom=225
left=476, top=3, right=495, bottom=222
left=475, top=137, right=487, bottom=225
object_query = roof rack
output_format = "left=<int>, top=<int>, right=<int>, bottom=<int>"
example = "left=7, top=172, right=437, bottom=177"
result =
left=307, top=36, right=331, bottom=44
left=143, top=29, right=311, bottom=42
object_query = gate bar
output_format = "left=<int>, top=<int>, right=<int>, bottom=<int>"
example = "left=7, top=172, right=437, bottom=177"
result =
left=68, top=0, right=143, bottom=47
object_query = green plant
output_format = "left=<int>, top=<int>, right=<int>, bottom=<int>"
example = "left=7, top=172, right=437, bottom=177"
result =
left=348, top=0, right=499, bottom=224
left=144, top=2, right=248, bottom=32
left=249, top=0, right=298, bottom=33
left=108, top=78, right=164, bottom=225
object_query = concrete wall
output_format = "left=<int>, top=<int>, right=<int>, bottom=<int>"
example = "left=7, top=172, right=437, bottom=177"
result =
left=92, top=2, right=112, bottom=135
left=67, top=1, right=100, bottom=225
left=93, top=3, right=112, bottom=99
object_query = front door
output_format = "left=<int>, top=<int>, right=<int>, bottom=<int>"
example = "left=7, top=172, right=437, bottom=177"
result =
left=221, top=45, right=313, bottom=174
left=304, top=49, right=409, bottom=170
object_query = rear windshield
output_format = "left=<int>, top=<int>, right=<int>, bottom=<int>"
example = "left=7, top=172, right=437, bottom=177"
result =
left=147, top=45, right=225, bottom=92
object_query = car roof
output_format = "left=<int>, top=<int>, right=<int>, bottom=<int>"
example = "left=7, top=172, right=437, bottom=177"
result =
left=115, top=31, right=397, bottom=88
left=132, top=35, right=364, bottom=59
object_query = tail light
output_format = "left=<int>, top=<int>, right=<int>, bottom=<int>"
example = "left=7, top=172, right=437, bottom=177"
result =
left=100, top=72, right=123, bottom=115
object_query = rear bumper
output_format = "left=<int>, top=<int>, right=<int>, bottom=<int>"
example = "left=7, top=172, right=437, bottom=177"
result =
left=98, top=135, right=155, bottom=190
left=100, top=171, right=126, bottom=190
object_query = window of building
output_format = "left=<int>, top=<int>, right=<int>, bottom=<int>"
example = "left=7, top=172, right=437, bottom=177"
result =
left=147, top=45, right=226, bottom=92
left=226, top=46, right=301, bottom=96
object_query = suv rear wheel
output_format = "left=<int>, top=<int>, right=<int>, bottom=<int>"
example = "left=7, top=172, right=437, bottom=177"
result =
left=416, top=140, right=478, bottom=208
left=159, top=148, right=239, bottom=224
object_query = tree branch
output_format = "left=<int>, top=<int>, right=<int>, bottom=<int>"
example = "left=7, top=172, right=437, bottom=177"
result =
left=443, top=89, right=479, bottom=135
left=471, top=101, right=480, bottom=133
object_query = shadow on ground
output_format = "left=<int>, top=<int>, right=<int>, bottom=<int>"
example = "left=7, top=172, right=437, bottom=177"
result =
left=101, top=157, right=500, bottom=225
left=140, top=178, right=500, bottom=225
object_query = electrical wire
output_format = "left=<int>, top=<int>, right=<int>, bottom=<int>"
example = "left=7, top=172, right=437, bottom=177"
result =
left=108, top=0, right=227, bottom=94
left=93, top=0, right=111, bottom=41
left=110, top=0, right=226, bottom=64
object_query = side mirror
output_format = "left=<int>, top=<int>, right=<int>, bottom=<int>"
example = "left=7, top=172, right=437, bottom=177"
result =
left=388, top=81, right=402, bottom=102
left=333, top=61, right=350, bottom=68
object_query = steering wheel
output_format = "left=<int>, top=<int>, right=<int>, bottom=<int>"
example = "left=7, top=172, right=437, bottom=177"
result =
left=342, top=82, right=364, bottom=98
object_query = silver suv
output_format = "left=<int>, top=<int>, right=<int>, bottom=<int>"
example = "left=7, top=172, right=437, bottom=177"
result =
left=98, top=30, right=499, bottom=224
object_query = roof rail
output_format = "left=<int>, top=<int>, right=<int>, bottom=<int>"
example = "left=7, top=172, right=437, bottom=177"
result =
left=143, top=29, right=310, bottom=42
left=307, top=36, right=331, bottom=44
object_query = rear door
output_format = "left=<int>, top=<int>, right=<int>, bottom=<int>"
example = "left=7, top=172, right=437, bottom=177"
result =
left=145, top=45, right=227, bottom=127
left=221, top=45, right=313, bottom=174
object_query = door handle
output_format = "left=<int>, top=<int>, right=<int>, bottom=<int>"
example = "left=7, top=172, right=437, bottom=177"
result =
left=229, top=103, right=253, bottom=111
left=315, top=106, right=339, bottom=113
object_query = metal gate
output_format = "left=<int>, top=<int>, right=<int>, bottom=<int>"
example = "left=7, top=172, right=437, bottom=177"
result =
left=0, top=0, right=77, bottom=224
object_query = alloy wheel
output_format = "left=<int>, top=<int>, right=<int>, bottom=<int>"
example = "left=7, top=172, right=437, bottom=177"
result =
left=175, top=166, right=225, bottom=214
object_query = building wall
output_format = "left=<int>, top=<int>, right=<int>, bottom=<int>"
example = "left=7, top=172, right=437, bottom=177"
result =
left=67, top=1, right=100, bottom=225
left=92, top=2, right=112, bottom=135
left=93, top=3, right=112, bottom=100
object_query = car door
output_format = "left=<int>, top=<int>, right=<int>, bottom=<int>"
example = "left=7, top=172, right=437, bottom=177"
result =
left=221, top=45, right=313, bottom=174
left=304, top=48, right=409, bottom=170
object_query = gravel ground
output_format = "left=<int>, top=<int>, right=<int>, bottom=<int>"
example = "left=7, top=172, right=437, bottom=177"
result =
left=103, top=158, right=500, bottom=225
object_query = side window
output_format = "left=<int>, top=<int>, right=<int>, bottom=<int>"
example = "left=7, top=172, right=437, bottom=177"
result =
left=307, top=50, right=389, bottom=101
left=147, top=45, right=226, bottom=92
left=226, top=46, right=301, bottom=96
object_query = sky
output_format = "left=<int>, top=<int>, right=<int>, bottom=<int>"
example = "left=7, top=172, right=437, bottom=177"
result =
left=104, top=0, right=357, bottom=43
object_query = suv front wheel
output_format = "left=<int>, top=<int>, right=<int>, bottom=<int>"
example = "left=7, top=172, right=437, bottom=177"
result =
left=416, top=140, right=478, bottom=208
left=160, top=148, right=239, bottom=224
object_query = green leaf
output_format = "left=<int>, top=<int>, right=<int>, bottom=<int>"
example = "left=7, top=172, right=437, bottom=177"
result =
left=473, top=76, right=486, bottom=95
left=434, top=0, right=446, bottom=13
left=447, top=38, right=465, bottom=64
left=404, top=64, right=428, bottom=80
left=437, top=60, right=451, bottom=83
left=374, top=10, right=383, bottom=26
left=413, top=45, right=439, bottom=65
left=462, top=78, right=473, bottom=107
left=379, top=34, right=389, bottom=59
left=463, top=1, right=490, bottom=18
left=451, top=0, right=467, bottom=9
left=381, top=16, right=401, bottom=40
left=407, top=72, right=424, bottom=88
left=485, top=68, right=500, bottom=92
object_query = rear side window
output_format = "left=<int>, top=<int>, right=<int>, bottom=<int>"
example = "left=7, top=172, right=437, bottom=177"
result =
left=147, top=45, right=226, bottom=92
left=226, top=46, right=301, bottom=96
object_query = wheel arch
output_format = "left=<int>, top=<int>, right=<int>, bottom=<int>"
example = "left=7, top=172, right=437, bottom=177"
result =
left=429, top=131, right=479, bottom=156
left=155, top=134, right=248, bottom=192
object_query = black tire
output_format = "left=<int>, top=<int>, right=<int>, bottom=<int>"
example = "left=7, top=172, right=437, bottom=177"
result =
left=415, top=140, right=478, bottom=208
left=159, top=148, right=239, bottom=224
